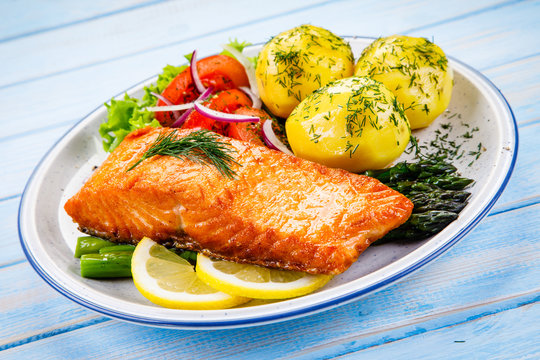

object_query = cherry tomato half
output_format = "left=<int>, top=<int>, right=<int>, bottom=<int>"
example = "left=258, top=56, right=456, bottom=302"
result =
left=156, top=55, right=250, bottom=126
left=182, top=89, right=253, bottom=133
left=227, top=107, right=272, bottom=146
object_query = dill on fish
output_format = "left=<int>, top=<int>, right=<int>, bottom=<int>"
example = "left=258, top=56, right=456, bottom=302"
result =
left=127, top=129, right=240, bottom=179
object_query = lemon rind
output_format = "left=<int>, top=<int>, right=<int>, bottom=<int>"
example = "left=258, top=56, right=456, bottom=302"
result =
left=196, top=254, right=332, bottom=300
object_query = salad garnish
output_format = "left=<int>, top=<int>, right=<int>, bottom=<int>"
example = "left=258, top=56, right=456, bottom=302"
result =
left=99, top=39, right=253, bottom=152
left=99, top=64, right=185, bottom=151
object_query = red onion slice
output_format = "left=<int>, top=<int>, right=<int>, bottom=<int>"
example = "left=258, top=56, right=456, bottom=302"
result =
left=150, top=91, right=173, bottom=106
left=193, top=102, right=259, bottom=123
left=150, top=91, right=181, bottom=119
left=197, top=86, right=214, bottom=102
left=171, top=87, right=215, bottom=128
left=262, top=119, right=294, bottom=155
left=239, top=86, right=262, bottom=109
left=145, top=103, right=195, bottom=112
left=171, top=109, right=193, bottom=128
left=222, top=44, right=259, bottom=98
left=190, top=50, right=206, bottom=94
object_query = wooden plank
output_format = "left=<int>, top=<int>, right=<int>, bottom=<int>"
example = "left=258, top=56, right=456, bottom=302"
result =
left=0, top=0, right=506, bottom=88
left=1, top=125, right=70, bottom=200
left=406, top=0, right=540, bottom=72
left=1, top=203, right=538, bottom=355
left=0, top=0, right=155, bottom=42
left=0, top=263, right=105, bottom=349
left=294, top=301, right=540, bottom=359
left=0, top=197, right=24, bottom=267
left=484, top=55, right=540, bottom=123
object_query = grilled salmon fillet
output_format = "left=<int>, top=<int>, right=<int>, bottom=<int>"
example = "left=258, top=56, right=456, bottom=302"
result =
left=65, top=127, right=413, bottom=274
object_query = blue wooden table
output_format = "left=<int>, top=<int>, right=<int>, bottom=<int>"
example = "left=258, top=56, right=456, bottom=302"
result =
left=1, top=1, right=539, bottom=358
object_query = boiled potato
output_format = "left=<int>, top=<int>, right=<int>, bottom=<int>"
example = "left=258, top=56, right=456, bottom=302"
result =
left=355, top=35, right=453, bottom=129
left=286, top=77, right=411, bottom=172
left=256, top=25, right=354, bottom=118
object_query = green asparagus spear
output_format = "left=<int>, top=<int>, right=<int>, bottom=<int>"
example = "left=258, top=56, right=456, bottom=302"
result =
left=408, top=210, right=459, bottom=232
left=414, top=201, right=467, bottom=213
left=364, top=162, right=408, bottom=182
left=99, top=245, right=136, bottom=254
left=386, top=180, right=437, bottom=194
left=407, top=161, right=457, bottom=178
left=423, top=174, right=474, bottom=190
left=407, top=189, right=471, bottom=203
left=74, top=236, right=116, bottom=258
left=407, top=192, right=469, bottom=212
left=80, top=252, right=132, bottom=278
left=379, top=210, right=459, bottom=242
left=385, top=175, right=473, bottom=194
left=365, top=158, right=474, bottom=243
left=364, top=160, right=457, bottom=183
left=177, top=249, right=198, bottom=264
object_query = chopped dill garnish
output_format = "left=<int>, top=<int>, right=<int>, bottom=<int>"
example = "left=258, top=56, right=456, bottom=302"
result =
left=406, top=120, right=484, bottom=166
left=468, top=142, right=485, bottom=165
left=127, top=130, right=240, bottom=178
left=440, top=122, right=452, bottom=130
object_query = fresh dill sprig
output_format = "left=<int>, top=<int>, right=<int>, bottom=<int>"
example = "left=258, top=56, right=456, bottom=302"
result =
left=127, top=130, right=240, bottom=178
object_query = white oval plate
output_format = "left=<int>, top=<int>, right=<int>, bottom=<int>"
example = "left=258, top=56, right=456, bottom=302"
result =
left=19, top=37, right=517, bottom=329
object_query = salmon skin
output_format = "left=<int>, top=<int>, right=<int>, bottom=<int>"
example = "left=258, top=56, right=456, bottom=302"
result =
left=65, top=127, right=413, bottom=275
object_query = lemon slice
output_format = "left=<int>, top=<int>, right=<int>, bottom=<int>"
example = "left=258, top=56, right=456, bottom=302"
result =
left=131, top=238, right=249, bottom=309
left=196, top=254, right=332, bottom=299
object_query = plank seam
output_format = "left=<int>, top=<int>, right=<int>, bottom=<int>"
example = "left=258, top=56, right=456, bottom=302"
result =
left=0, top=119, right=74, bottom=143
left=0, top=317, right=111, bottom=352
left=0, top=258, right=26, bottom=270
left=489, top=195, right=540, bottom=216
left=480, top=51, right=540, bottom=72
left=0, top=0, right=168, bottom=44
left=0, top=194, right=21, bottom=203
left=520, top=117, right=540, bottom=128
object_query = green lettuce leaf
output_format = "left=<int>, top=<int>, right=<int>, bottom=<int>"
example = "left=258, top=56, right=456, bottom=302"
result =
left=221, top=38, right=252, bottom=55
left=99, top=64, right=186, bottom=152
left=221, top=39, right=258, bottom=69
left=99, top=94, right=160, bottom=152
